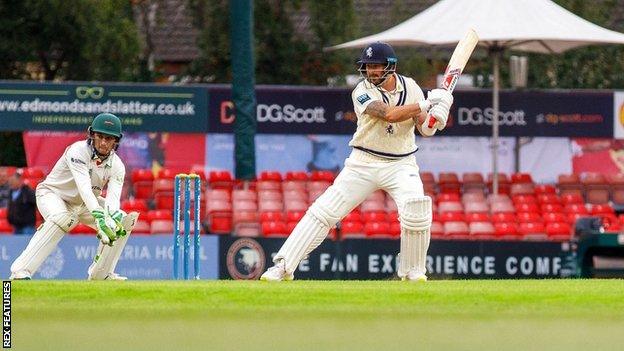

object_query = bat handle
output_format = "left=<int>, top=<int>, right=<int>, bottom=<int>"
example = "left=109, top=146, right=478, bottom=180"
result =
left=427, top=115, right=437, bottom=128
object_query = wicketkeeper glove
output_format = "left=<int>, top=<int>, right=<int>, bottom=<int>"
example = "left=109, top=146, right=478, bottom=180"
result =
left=108, top=209, right=128, bottom=238
left=92, top=208, right=118, bottom=246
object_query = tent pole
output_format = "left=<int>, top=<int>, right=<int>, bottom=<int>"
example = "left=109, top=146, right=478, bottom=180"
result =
left=492, top=49, right=500, bottom=195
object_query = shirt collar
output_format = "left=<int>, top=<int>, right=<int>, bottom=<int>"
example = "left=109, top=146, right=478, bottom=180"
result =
left=377, top=73, right=403, bottom=93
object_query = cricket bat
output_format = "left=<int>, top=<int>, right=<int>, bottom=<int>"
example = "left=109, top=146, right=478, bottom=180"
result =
left=423, top=29, right=479, bottom=134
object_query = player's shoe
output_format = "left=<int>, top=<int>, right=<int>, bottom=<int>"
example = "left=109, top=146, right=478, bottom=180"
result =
left=260, top=260, right=294, bottom=281
left=104, top=272, right=128, bottom=281
left=10, top=270, right=32, bottom=280
left=401, top=270, right=427, bottom=282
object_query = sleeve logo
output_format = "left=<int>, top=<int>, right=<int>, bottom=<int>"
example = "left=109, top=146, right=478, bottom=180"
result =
left=357, top=93, right=371, bottom=104
left=70, top=157, right=86, bottom=165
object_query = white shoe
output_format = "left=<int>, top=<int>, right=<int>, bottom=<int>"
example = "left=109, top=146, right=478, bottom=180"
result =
left=401, top=271, right=427, bottom=282
left=10, top=270, right=32, bottom=280
left=104, top=272, right=128, bottom=281
left=260, top=260, right=294, bottom=281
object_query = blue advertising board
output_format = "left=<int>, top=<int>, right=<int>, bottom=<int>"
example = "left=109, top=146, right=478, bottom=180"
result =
left=219, top=236, right=571, bottom=280
left=0, top=81, right=208, bottom=132
left=0, top=235, right=219, bottom=280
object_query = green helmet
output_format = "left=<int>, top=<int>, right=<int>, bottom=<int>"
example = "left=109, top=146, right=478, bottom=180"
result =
left=89, top=113, right=122, bottom=139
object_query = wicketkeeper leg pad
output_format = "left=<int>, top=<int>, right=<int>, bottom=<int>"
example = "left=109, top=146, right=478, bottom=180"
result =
left=10, top=212, right=77, bottom=278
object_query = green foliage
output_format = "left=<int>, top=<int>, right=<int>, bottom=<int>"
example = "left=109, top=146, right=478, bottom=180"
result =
left=0, top=0, right=141, bottom=81
left=187, top=0, right=357, bottom=85
left=186, top=0, right=231, bottom=82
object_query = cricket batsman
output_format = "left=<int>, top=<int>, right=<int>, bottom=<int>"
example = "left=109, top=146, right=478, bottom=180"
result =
left=10, top=113, right=139, bottom=280
left=261, top=42, right=453, bottom=281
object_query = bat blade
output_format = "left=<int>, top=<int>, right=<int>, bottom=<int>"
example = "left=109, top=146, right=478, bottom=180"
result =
left=426, top=29, right=479, bottom=129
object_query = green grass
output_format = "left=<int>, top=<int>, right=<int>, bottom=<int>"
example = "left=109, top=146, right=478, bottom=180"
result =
left=12, top=280, right=624, bottom=351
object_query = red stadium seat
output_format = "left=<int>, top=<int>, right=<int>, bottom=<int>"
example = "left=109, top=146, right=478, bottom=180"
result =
left=443, top=221, right=469, bottom=238
left=131, top=168, right=154, bottom=182
left=465, top=212, right=490, bottom=223
left=157, top=168, right=177, bottom=180
left=518, top=222, right=546, bottom=239
left=121, top=199, right=149, bottom=213
left=431, top=221, right=444, bottom=237
left=282, top=182, right=307, bottom=194
left=464, top=201, right=489, bottom=213
left=469, top=221, right=495, bottom=239
left=260, top=211, right=285, bottom=222
left=389, top=221, right=401, bottom=237
left=515, top=202, right=540, bottom=213
left=262, top=221, right=288, bottom=237
left=146, top=210, right=173, bottom=223
left=534, top=184, right=557, bottom=194
left=540, top=203, right=564, bottom=213
left=151, top=220, right=173, bottom=234
left=364, top=222, right=391, bottom=238
left=491, top=212, right=516, bottom=223
left=286, top=211, right=305, bottom=223
left=561, top=193, right=584, bottom=205
left=583, top=173, right=609, bottom=205
left=512, top=194, right=537, bottom=205
left=590, top=204, right=614, bottom=215
left=284, top=199, right=308, bottom=212
left=22, top=167, right=45, bottom=179
left=437, top=193, right=460, bottom=203
left=438, top=211, right=465, bottom=223
left=537, top=193, right=561, bottom=205
left=438, top=172, right=461, bottom=194
left=259, top=171, right=282, bottom=182
left=132, top=220, right=151, bottom=234
left=557, top=174, right=583, bottom=197
left=70, top=223, right=95, bottom=234
left=510, top=183, right=535, bottom=196
left=494, top=222, right=518, bottom=237
left=462, top=172, right=486, bottom=194
left=542, top=212, right=566, bottom=223
left=256, top=180, right=281, bottom=192
left=487, top=173, right=511, bottom=195
left=545, top=222, right=571, bottom=239
left=285, top=171, right=308, bottom=181
left=363, top=211, right=388, bottom=223
left=517, top=212, right=542, bottom=223
left=342, top=211, right=362, bottom=223
left=610, top=173, right=624, bottom=206
left=564, top=203, right=588, bottom=214
left=438, top=201, right=463, bottom=213
left=511, top=173, right=533, bottom=184
left=208, top=171, right=234, bottom=190
left=0, top=208, right=6, bottom=219
left=310, top=171, right=335, bottom=182
left=342, top=221, right=364, bottom=238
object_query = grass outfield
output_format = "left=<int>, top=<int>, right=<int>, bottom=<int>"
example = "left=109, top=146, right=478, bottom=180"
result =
left=11, top=280, right=624, bottom=351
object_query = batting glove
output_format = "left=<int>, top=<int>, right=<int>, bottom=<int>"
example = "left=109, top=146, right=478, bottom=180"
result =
left=427, top=88, right=453, bottom=106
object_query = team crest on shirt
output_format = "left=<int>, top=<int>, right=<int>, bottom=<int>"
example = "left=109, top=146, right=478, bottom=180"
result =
left=386, top=124, right=394, bottom=135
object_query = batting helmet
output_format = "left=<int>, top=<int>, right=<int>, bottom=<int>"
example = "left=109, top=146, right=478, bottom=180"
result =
left=357, top=42, right=398, bottom=86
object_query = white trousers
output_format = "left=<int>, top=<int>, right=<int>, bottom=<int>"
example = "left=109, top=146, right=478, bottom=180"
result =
left=274, top=149, right=429, bottom=274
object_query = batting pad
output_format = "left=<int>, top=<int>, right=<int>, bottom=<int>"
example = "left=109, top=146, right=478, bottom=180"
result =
left=88, top=212, right=138, bottom=280
left=398, top=197, right=432, bottom=278
left=10, top=215, right=71, bottom=277
left=273, top=187, right=350, bottom=274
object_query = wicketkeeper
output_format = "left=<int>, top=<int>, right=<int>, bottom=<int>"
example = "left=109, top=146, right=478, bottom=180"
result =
left=10, top=113, right=139, bottom=280
left=261, top=42, right=453, bottom=282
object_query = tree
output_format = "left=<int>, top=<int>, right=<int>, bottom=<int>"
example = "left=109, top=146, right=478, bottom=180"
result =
left=0, top=0, right=141, bottom=81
